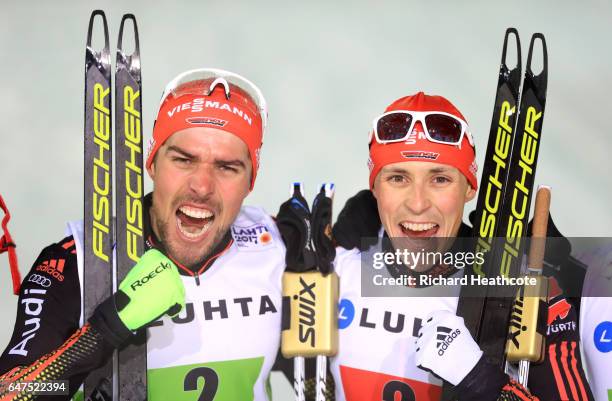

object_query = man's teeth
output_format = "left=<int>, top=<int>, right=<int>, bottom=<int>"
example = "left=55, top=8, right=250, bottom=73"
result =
left=178, top=219, right=211, bottom=239
left=179, top=205, right=213, bottom=219
left=400, top=222, right=437, bottom=232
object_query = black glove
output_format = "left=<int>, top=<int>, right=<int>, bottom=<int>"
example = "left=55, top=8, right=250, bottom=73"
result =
left=276, top=185, right=316, bottom=272
left=311, top=185, right=335, bottom=275
left=332, top=189, right=380, bottom=251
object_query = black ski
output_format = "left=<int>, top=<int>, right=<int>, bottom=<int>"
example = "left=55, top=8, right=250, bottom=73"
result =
left=478, top=33, right=548, bottom=368
left=444, top=30, right=548, bottom=400
left=83, top=9, right=114, bottom=400
left=115, top=14, right=147, bottom=401
left=455, top=28, right=523, bottom=344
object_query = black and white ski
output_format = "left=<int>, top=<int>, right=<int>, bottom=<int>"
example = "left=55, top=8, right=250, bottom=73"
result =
left=115, top=14, right=147, bottom=401
left=83, top=10, right=114, bottom=400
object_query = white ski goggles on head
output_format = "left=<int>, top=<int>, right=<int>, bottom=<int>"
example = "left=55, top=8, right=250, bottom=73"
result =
left=371, top=110, right=474, bottom=148
left=157, top=67, right=269, bottom=135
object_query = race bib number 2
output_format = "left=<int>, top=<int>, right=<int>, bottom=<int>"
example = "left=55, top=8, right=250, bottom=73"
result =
left=148, top=357, right=264, bottom=401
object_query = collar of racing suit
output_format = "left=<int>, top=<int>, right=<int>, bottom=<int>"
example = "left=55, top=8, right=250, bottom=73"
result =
left=142, top=193, right=233, bottom=278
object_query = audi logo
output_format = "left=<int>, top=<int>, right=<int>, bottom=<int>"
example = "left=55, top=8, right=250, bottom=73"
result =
left=28, top=274, right=51, bottom=288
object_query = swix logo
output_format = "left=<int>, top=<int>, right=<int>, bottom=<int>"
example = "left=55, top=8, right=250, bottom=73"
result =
left=35, top=259, right=65, bottom=282
left=296, top=277, right=316, bottom=347
left=231, top=224, right=273, bottom=248
left=186, top=117, right=228, bottom=127
left=401, top=151, right=439, bottom=160
left=167, top=98, right=253, bottom=126
left=508, top=296, right=527, bottom=349
left=151, top=295, right=278, bottom=326
left=548, top=299, right=572, bottom=325
left=436, top=326, right=461, bottom=356
left=9, top=288, right=47, bottom=356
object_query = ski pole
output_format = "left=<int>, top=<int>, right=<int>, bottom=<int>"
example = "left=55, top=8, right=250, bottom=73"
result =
left=281, top=183, right=338, bottom=401
left=505, top=185, right=551, bottom=387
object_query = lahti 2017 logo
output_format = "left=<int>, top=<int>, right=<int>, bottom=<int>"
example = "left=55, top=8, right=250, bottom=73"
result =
left=593, top=321, right=612, bottom=353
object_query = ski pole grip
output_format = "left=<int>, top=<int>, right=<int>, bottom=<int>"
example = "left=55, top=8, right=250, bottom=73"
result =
left=281, top=271, right=339, bottom=358
left=528, top=185, right=551, bottom=272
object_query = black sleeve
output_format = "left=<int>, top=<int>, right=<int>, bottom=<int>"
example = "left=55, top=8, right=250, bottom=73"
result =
left=0, top=236, right=81, bottom=373
left=527, top=278, right=594, bottom=401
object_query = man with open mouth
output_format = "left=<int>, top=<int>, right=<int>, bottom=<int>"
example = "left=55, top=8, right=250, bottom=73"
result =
left=0, top=69, right=292, bottom=401
left=328, top=92, right=594, bottom=400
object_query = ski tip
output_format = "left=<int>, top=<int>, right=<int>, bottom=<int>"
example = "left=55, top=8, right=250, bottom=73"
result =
left=86, top=9, right=109, bottom=51
left=501, top=27, right=521, bottom=71
left=526, top=33, right=547, bottom=77
left=118, top=14, right=140, bottom=55
left=537, top=184, right=552, bottom=192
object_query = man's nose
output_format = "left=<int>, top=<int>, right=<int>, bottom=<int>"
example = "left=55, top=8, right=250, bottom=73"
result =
left=188, top=163, right=215, bottom=196
left=404, top=182, right=431, bottom=214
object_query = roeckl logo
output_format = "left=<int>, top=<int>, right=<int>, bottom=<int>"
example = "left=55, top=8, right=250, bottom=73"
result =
left=297, top=277, right=316, bottom=347
left=9, top=288, right=47, bottom=356
left=130, top=262, right=171, bottom=291
left=27, top=274, right=51, bottom=288
left=186, top=117, right=228, bottom=127
left=436, top=326, right=461, bottom=356
left=401, top=150, right=439, bottom=160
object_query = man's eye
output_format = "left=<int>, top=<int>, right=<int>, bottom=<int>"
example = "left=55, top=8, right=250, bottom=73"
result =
left=388, top=175, right=405, bottom=183
left=219, top=165, right=238, bottom=173
left=433, top=176, right=451, bottom=184
left=173, top=157, right=190, bottom=164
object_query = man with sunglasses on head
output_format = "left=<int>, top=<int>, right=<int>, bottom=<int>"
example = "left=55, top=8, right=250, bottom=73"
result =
left=0, top=69, right=297, bottom=401
left=327, top=92, right=593, bottom=400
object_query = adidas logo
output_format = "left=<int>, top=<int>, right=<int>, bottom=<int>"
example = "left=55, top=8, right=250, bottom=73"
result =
left=436, top=326, right=461, bottom=356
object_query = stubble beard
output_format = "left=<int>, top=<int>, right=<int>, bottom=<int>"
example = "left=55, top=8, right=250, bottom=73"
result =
left=150, top=202, right=229, bottom=270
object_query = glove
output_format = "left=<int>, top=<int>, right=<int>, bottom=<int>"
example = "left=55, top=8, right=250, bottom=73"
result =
left=311, top=185, right=335, bottom=275
left=276, top=186, right=317, bottom=272
left=332, top=189, right=380, bottom=251
left=89, top=249, right=185, bottom=347
left=415, top=310, right=483, bottom=386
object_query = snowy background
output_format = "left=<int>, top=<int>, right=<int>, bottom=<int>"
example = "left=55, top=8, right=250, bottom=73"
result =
left=1, top=0, right=611, bottom=396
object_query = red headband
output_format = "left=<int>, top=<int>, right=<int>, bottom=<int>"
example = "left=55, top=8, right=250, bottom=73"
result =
left=147, top=79, right=264, bottom=190
left=368, top=92, right=478, bottom=190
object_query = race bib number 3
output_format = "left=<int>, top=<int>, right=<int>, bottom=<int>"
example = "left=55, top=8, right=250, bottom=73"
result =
left=339, top=365, right=441, bottom=401
left=148, top=357, right=264, bottom=401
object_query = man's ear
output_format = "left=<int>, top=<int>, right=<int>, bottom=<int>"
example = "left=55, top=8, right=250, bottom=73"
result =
left=465, top=185, right=477, bottom=203
left=147, top=160, right=156, bottom=180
